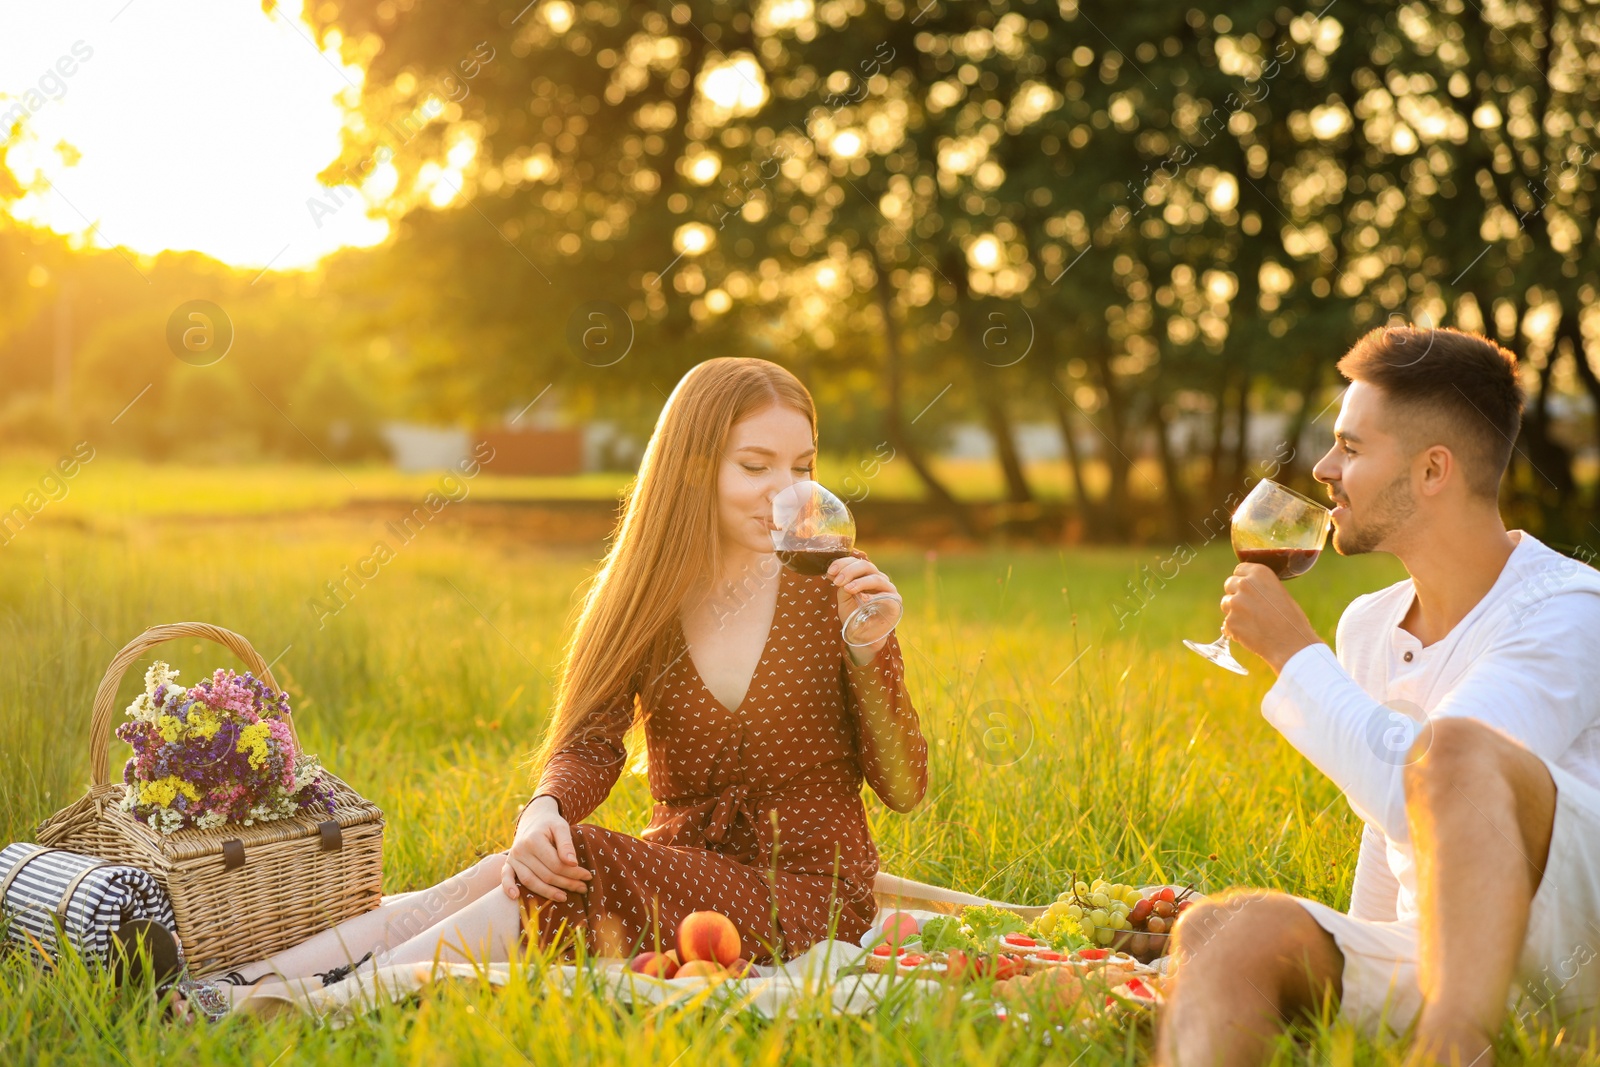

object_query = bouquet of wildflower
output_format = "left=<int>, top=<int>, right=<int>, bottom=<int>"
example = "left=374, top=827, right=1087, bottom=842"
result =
left=114, top=660, right=336, bottom=835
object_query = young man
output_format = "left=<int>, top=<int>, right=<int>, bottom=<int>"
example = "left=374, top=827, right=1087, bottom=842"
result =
left=1155, top=326, right=1600, bottom=1066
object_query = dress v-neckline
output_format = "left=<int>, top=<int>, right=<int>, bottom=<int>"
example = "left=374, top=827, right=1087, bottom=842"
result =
left=681, top=565, right=787, bottom=716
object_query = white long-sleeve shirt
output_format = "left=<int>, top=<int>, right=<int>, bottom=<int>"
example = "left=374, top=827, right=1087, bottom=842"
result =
left=1261, top=530, right=1600, bottom=923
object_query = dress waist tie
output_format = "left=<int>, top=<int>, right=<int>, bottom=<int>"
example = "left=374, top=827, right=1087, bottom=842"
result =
left=661, top=783, right=765, bottom=845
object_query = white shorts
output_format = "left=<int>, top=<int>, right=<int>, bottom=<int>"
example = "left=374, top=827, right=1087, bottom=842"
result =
left=1296, top=759, right=1600, bottom=1037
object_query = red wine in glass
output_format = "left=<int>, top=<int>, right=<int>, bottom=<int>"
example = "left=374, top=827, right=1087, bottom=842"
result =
left=1183, top=478, right=1332, bottom=675
left=776, top=547, right=853, bottom=576
left=771, top=481, right=904, bottom=648
left=1233, top=546, right=1321, bottom=580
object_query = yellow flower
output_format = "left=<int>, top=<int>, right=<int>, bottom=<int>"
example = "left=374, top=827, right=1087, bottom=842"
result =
left=157, top=715, right=183, bottom=743
left=188, top=706, right=220, bottom=741
left=235, top=721, right=272, bottom=770
left=138, top=775, right=199, bottom=808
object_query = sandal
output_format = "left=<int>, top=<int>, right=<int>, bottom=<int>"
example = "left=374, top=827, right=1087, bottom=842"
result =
left=162, top=975, right=236, bottom=1024
left=315, top=949, right=375, bottom=987
left=162, top=947, right=377, bottom=1023
left=159, top=963, right=273, bottom=1024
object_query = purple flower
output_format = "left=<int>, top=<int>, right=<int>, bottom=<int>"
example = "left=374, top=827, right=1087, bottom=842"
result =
left=121, top=659, right=322, bottom=833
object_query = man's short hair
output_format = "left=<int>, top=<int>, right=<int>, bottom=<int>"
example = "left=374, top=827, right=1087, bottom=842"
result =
left=1336, top=325, right=1524, bottom=499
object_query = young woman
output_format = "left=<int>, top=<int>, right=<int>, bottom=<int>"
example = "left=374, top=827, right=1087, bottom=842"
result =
left=168, top=357, right=927, bottom=1020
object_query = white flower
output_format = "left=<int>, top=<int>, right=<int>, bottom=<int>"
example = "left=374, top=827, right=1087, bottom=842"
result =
left=291, top=757, right=326, bottom=791
left=143, top=660, right=181, bottom=694
left=125, top=692, right=156, bottom=723
left=126, top=661, right=186, bottom=723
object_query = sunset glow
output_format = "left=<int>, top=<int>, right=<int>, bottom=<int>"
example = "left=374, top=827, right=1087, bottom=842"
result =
left=0, top=0, right=390, bottom=270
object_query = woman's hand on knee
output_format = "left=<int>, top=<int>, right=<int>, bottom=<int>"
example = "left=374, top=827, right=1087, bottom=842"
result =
left=503, top=796, right=593, bottom=903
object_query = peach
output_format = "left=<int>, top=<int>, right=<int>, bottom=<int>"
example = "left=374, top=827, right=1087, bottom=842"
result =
left=726, top=957, right=754, bottom=979
left=674, top=959, right=727, bottom=980
left=629, top=951, right=678, bottom=979
left=879, top=911, right=920, bottom=947
left=677, top=910, right=742, bottom=966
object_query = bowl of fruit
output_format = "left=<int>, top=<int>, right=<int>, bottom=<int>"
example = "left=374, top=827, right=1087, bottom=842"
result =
left=1035, top=878, right=1200, bottom=964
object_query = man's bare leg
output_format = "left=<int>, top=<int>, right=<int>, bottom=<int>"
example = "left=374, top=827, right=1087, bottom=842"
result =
left=1154, top=890, right=1344, bottom=1067
left=1404, top=718, right=1556, bottom=1066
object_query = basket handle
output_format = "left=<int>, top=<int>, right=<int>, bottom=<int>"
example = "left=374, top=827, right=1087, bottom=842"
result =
left=89, top=622, right=295, bottom=787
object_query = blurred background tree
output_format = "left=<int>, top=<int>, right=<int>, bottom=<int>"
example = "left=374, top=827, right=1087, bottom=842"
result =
left=2, top=0, right=1595, bottom=544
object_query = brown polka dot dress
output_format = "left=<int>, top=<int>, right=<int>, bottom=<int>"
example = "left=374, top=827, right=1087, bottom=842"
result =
left=517, top=565, right=928, bottom=963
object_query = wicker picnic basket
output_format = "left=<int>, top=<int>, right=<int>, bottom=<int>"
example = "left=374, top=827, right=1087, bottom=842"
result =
left=34, top=622, right=385, bottom=975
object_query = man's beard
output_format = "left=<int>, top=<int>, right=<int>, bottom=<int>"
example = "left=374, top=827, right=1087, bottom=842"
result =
left=1332, top=471, right=1417, bottom=555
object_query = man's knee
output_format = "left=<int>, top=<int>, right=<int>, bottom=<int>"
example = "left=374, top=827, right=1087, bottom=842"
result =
left=1171, top=890, right=1342, bottom=1003
left=1406, top=716, right=1500, bottom=788
left=1171, top=890, right=1322, bottom=964
left=1406, top=717, right=1556, bottom=876
left=1406, top=717, right=1549, bottom=808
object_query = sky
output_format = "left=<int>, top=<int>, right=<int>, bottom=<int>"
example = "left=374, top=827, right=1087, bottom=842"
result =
left=0, top=0, right=391, bottom=270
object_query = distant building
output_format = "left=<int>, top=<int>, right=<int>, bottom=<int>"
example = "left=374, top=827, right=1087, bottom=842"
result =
left=479, top=427, right=584, bottom=475
left=380, top=423, right=472, bottom=472
left=941, top=413, right=1314, bottom=466
left=379, top=418, right=641, bottom=474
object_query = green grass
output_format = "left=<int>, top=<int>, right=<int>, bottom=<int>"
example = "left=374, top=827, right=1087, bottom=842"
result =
left=0, top=450, right=1145, bottom=521
left=0, top=483, right=1593, bottom=1064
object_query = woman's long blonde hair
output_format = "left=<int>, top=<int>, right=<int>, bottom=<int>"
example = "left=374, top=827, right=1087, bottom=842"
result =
left=533, top=357, right=817, bottom=769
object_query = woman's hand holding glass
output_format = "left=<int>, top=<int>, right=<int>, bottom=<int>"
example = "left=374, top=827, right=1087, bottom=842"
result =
left=827, top=550, right=898, bottom=664
left=770, top=481, right=904, bottom=654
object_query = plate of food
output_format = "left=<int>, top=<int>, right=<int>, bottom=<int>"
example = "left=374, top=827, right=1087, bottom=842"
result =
left=870, top=872, right=1203, bottom=966
left=1037, top=878, right=1200, bottom=964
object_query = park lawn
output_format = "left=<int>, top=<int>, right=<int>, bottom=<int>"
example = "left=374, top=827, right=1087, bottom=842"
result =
left=0, top=450, right=1140, bottom=522
left=0, top=500, right=1590, bottom=1064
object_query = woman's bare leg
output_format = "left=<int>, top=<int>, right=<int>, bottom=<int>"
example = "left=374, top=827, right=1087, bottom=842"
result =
left=359, top=875, right=527, bottom=969
left=230, top=851, right=510, bottom=985
left=204, top=873, right=531, bottom=1014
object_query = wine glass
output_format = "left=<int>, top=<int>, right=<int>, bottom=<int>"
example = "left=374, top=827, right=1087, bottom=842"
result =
left=771, top=481, right=904, bottom=649
left=1183, top=478, right=1332, bottom=675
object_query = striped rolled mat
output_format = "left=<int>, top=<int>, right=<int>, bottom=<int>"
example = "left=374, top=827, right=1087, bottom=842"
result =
left=0, top=842, right=179, bottom=971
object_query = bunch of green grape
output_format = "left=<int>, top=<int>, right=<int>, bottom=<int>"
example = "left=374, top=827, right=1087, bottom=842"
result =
left=1034, top=898, right=1077, bottom=939
left=1049, top=877, right=1144, bottom=947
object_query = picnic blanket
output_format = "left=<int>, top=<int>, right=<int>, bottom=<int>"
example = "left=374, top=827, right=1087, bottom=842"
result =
left=0, top=842, right=178, bottom=970
left=234, top=876, right=1171, bottom=1026
left=236, top=906, right=958, bottom=1026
